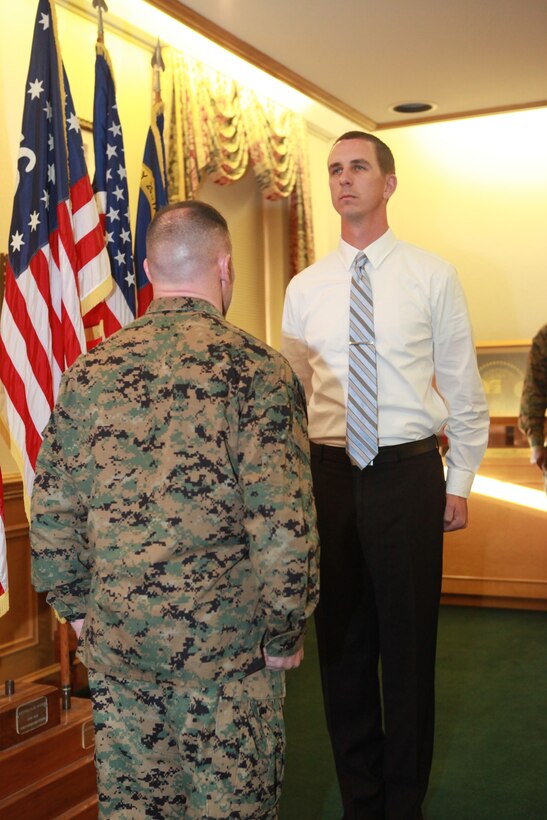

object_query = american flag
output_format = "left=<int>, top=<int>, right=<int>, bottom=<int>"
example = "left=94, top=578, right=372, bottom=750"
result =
left=0, top=0, right=111, bottom=515
left=134, top=101, right=168, bottom=317
left=85, top=41, right=135, bottom=341
left=0, top=469, right=7, bottom=617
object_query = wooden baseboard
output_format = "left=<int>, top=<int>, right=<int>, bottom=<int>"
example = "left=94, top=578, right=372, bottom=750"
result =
left=441, top=593, right=547, bottom=611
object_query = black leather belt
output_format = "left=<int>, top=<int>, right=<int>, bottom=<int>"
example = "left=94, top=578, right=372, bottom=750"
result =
left=310, top=435, right=438, bottom=465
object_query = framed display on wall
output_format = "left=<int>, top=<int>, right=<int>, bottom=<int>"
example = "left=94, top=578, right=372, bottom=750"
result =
left=476, top=341, right=531, bottom=422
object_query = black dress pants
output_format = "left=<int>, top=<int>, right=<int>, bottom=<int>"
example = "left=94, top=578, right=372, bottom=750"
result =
left=311, top=441, right=445, bottom=820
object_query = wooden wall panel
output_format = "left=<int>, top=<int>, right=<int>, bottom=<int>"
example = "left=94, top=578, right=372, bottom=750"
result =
left=442, top=450, right=547, bottom=610
left=0, top=477, right=56, bottom=680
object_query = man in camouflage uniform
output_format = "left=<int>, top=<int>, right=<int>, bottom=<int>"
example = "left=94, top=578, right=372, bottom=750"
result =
left=30, top=200, right=319, bottom=818
left=519, top=323, right=547, bottom=493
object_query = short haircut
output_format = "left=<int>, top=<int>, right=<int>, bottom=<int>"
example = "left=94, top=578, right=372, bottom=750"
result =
left=146, top=199, right=229, bottom=249
left=334, top=131, right=396, bottom=176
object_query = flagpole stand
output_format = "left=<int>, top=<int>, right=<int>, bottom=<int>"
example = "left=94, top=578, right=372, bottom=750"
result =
left=0, top=679, right=61, bottom=750
left=58, top=620, right=72, bottom=710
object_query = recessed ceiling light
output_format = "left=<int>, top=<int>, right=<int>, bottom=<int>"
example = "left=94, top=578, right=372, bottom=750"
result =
left=391, top=102, right=436, bottom=114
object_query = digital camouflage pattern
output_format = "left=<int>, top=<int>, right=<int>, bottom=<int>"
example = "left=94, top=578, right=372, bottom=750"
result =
left=89, top=666, right=285, bottom=819
left=519, top=323, right=547, bottom=447
left=30, top=296, right=319, bottom=686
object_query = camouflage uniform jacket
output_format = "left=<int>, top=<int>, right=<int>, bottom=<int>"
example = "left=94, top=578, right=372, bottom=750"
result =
left=519, top=323, right=547, bottom=447
left=30, top=297, right=319, bottom=685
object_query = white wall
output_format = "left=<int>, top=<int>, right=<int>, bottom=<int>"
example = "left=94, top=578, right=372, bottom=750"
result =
left=305, top=110, right=547, bottom=344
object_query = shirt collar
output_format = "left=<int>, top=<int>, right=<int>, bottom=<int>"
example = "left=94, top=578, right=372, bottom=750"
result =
left=145, top=296, right=221, bottom=317
left=338, top=228, right=397, bottom=271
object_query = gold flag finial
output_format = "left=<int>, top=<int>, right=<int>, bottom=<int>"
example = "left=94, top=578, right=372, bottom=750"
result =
left=151, top=39, right=165, bottom=101
left=92, top=0, right=108, bottom=42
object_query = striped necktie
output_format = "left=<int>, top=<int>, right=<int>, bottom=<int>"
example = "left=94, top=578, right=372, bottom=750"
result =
left=346, top=252, right=378, bottom=468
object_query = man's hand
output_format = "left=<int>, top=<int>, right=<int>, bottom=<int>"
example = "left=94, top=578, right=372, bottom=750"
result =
left=531, top=445, right=546, bottom=471
left=264, top=647, right=304, bottom=670
left=443, top=494, right=468, bottom=532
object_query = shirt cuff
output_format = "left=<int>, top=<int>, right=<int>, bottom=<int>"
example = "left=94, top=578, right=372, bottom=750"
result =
left=445, top=467, right=475, bottom=498
left=46, top=592, right=86, bottom=623
left=263, top=628, right=305, bottom=657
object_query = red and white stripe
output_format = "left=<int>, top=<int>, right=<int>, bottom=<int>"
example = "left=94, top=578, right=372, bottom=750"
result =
left=0, top=188, right=111, bottom=515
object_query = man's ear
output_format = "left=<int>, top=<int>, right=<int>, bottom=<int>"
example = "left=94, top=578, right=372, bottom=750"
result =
left=143, top=258, right=153, bottom=283
left=384, top=174, right=397, bottom=201
left=219, top=253, right=233, bottom=285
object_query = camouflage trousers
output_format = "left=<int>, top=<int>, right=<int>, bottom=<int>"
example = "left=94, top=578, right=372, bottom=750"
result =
left=87, top=666, right=286, bottom=819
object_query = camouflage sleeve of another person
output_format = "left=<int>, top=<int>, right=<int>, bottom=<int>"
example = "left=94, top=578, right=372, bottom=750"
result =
left=238, top=355, right=319, bottom=658
left=30, top=373, right=91, bottom=621
left=519, top=325, right=547, bottom=447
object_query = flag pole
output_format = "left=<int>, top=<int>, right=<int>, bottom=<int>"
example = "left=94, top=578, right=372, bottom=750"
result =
left=152, top=38, right=165, bottom=104
left=59, top=620, right=72, bottom=709
left=57, top=0, right=108, bottom=711
left=134, top=38, right=169, bottom=316
left=92, top=0, right=108, bottom=44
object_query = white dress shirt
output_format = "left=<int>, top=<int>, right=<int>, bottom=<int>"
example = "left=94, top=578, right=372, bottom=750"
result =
left=281, top=229, right=489, bottom=497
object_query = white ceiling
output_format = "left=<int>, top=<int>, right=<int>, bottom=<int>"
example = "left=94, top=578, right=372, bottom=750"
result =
left=172, top=0, right=547, bottom=128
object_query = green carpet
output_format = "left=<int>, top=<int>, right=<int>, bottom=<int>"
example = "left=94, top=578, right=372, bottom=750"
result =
left=279, top=606, right=547, bottom=819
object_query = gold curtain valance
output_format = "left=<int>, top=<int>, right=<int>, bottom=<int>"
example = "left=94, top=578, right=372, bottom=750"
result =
left=167, top=49, right=314, bottom=276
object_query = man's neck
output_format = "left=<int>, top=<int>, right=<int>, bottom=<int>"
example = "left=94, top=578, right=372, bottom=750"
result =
left=152, top=285, right=221, bottom=313
left=341, top=216, right=389, bottom=250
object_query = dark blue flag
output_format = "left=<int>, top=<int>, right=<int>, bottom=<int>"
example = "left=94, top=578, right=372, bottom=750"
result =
left=91, top=42, right=135, bottom=334
left=134, top=101, right=168, bottom=317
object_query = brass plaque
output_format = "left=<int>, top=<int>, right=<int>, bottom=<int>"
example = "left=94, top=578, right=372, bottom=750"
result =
left=16, top=696, right=49, bottom=735
left=82, top=719, right=95, bottom=749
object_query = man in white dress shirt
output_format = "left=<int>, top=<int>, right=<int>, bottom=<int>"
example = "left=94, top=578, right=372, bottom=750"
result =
left=282, top=131, right=489, bottom=820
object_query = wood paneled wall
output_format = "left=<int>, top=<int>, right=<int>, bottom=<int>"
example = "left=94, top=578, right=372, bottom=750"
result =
left=442, top=450, right=547, bottom=610
left=0, top=476, right=57, bottom=681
